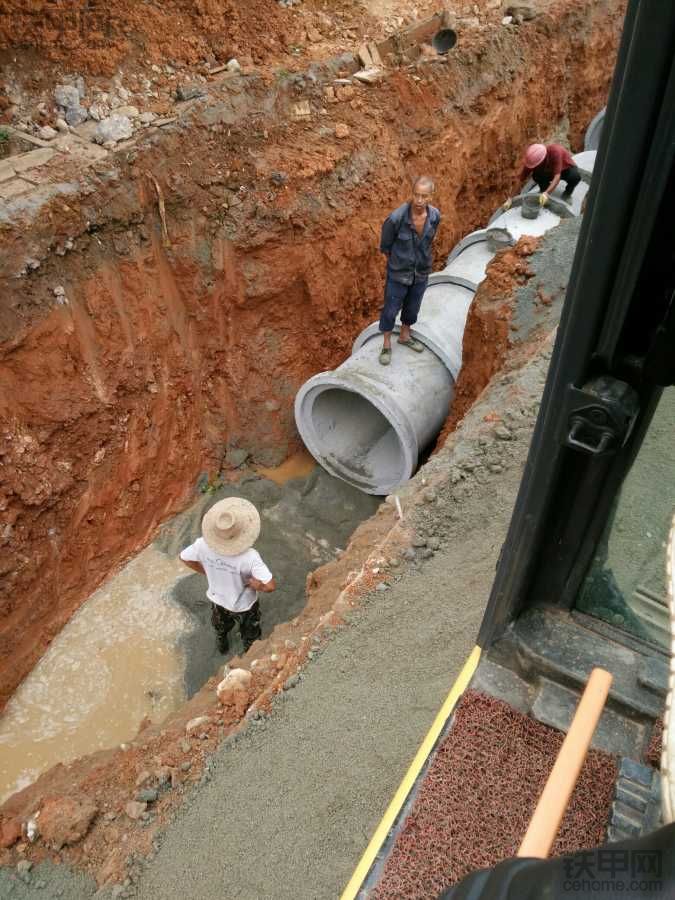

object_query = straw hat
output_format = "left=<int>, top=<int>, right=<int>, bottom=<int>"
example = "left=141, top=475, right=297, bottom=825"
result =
left=202, top=497, right=261, bottom=556
left=524, top=143, right=547, bottom=168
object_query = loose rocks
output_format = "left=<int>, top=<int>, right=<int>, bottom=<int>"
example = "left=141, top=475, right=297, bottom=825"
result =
left=185, top=715, right=211, bottom=734
left=37, top=125, right=57, bottom=141
left=54, top=84, right=80, bottom=110
left=65, top=106, right=89, bottom=126
left=94, top=115, right=133, bottom=144
left=494, top=426, right=513, bottom=441
left=125, top=801, right=147, bottom=821
left=176, top=83, right=207, bottom=101
left=39, top=794, right=98, bottom=850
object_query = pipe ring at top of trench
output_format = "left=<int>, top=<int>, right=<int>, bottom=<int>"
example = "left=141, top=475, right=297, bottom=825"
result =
left=294, top=143, right=599, bottom=495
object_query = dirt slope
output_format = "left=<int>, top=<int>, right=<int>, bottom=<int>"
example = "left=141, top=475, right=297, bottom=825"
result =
left=0, top=0, right=625, bottom=713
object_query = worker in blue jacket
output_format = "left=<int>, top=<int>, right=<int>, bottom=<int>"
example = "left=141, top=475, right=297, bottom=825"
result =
left=378, top=176, right=441, bottom=366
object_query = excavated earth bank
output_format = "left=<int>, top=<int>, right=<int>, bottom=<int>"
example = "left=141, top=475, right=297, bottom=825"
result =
left=0, top=214, right=580, bottom=896
left=0, top=0, right=624, bottom=715
left=0, top=0, right=624, bottom=885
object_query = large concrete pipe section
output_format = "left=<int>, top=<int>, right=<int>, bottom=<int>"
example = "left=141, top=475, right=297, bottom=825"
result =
left=295, top=150, right=597, bottom=495
left=584, top=108, right=606, bottom=151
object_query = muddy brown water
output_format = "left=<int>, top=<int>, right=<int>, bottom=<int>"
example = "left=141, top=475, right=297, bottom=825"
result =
left=0, top=463, right=378, bottom=804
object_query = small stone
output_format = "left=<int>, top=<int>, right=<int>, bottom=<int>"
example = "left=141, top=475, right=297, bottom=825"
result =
left=402, top=548, right=416, bottom=561
left=55, top=117, right=69, bottom=132
left=412, top=537, right=427, bottom=548
left=54, top=84, right=80, bottom=109
left=422, top=548, right=435, bottom=559
left=180, top=762, right=191, bottom=772
left=422, top=487, right=437, bottom=503
left=376, top=583, right=388, bottom=592
left=113, top=105, right=140, bottom=119
left=353, top=67, right=383, bottom=84
left=284, top=674, right=300, bottom=690
left=65, top=105, right=88, bottom=126
left=290, top=100, right=311, bottom=120
left=225, top=448, right=249, bottom=468
left=335, top=84, right=355, bottom=102
left=489, top=464, right=503, bottom=473
left=185, top=715, right=211, bottom=734
left=136, top=788, right=158, bottom=803
left=88, top=101, right=110, bottom=121
left=39, top=795, right=98, bottom=850
left=94, top=115, right=133, bottom=144
left=180, top=739, right=190, bottom=753
left=226, top=58, right=242, bottom=74
left=176, top=83, right=207, bottom=101
left=334, top=123, right=350, bottom=139
left=138, top=111, right=157, bottom=125
left=495, top=426, right=513, bottom=440
left=427, top=537, right=441, bottom=551
left=125, top=801, right=147, bottom=821
left=37, top=125, right=58, bottom=140
left=502, top=15, right=513, bottom=24
left=104, top=812, right=117, bottom=823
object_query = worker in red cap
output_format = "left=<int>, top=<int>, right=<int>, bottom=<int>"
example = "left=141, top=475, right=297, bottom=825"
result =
left=504, top=142, right=582, bottom=209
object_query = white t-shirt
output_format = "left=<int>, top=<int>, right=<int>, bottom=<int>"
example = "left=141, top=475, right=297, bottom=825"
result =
left=179, top=537, right=273, bottom=612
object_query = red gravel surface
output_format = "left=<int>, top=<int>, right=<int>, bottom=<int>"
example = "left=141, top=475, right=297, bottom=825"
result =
left=371, top=690, right=618, bottom=900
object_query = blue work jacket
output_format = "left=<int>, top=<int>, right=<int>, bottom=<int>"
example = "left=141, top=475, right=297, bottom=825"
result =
left=379, top=202, right=441, bottom=285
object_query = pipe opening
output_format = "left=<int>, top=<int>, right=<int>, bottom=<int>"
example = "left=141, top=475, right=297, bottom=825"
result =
left=432, top=28, right=457, bottom=54
left=309, top=388, right=408, bottom=492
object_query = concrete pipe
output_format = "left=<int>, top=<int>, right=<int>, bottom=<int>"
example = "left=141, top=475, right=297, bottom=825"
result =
left=584, top=108, right=606, bottom=151
left=295, top=141, right=598, bottom=494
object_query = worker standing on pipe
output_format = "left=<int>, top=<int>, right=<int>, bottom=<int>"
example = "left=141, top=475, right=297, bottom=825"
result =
left=505, top=143, right=581, bottom=209
left=179, top=498, right=276, bottom=654
left=377, top=176, right=441, bottom=366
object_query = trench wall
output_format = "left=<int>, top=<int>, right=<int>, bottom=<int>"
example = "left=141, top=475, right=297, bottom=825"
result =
left=0, top=0, right=626, bottom=709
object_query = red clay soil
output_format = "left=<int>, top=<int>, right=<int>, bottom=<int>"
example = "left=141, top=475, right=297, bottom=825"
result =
left=0, top=0, right=458, bottom=79
left=0, top=2, right=626, bottom=712
left=371, top=691, right=618, bottom=900
left=0, top=0, right=342, bottom=75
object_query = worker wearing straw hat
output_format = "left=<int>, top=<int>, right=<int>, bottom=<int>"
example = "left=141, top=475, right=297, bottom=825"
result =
left=180, top=497, right=276, bottom=654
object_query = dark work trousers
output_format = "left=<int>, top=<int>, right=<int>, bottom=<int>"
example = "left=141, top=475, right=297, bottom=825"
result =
left=532, top=164, right=581, bottom=197
left=379, top=274, right=428, bottom=333
left=211, top=601, right=262, bottom=653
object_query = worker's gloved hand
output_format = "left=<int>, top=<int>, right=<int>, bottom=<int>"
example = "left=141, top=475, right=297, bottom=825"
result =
left=502, top=198, right=512, bottom=212
left=539, top=193, right=549, bottom=207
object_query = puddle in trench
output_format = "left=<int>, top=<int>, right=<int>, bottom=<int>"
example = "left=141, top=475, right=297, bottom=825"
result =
left=0, top=465, right=379, bottom=805
left=254, top=449, right=316, bottom=485
left=0, top=548, right=189, bottom=804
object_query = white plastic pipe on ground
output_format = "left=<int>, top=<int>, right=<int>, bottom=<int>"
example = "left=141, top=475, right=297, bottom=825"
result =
left=295, top=145, right=597, bottom=495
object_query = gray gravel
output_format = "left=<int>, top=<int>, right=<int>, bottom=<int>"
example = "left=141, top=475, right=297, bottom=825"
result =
left=127, top=354, right=547, bottom=900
